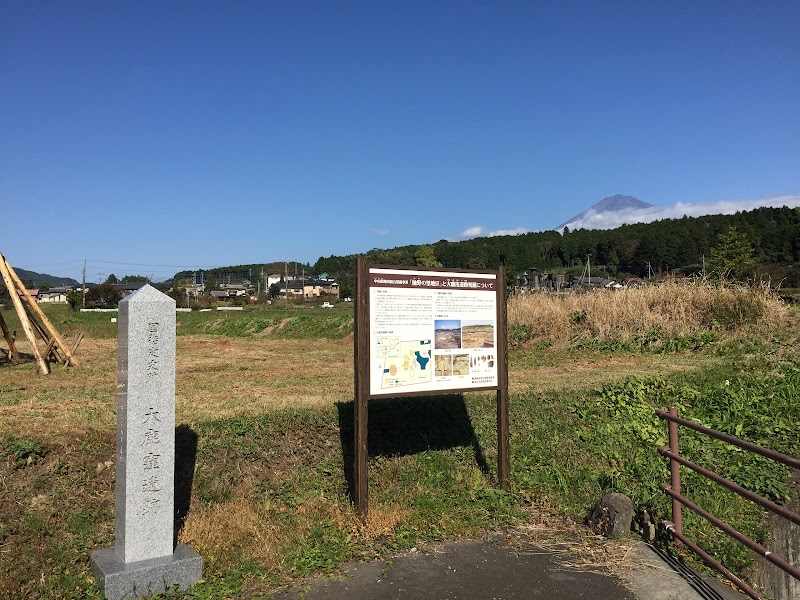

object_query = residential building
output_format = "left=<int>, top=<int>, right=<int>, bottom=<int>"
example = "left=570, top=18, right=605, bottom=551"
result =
left=38, top=287, right=72, bottom=303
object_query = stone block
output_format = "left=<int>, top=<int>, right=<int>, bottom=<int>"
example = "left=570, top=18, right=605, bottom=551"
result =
left=91, top=543, right=202, bottom=600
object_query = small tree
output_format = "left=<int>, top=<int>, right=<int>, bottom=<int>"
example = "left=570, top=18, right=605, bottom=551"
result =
left=607, top=249, right=620, bottom=275
left=414, top=245, right=439, bottom=267
left=269, top=277, right=284, bottom=299
left=707, top=227, right=757, bottom=282
left=168, top=279, right=191, bottom=308
left=85, top=284, right=123, bottom=309
left=66, top=289, right=84, bottom=310
left=337, top=273, right=354, bottom=299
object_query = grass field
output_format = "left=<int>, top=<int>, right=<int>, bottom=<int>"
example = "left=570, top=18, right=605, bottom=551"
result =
left=1, top=288, right=798, bottom=599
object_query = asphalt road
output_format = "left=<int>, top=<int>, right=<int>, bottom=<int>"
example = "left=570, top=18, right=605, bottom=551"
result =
left=271, top=539, right=747, bottom=600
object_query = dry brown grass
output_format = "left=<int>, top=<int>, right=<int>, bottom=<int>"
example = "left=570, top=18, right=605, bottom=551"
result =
left=508, top=504, right=639, bottom=574
left=0, top=336, right=353, bottom=438
left=173, top=337, right=352, bottom=420
left=179, top=492, right=411, bottom=576
left=1, top=324, right=730, bottom=438
left=508, top=281, right=790, bottom=347
left=179, top=497, right=288, bottom=571
left=350, top=502, right=412, bottom=541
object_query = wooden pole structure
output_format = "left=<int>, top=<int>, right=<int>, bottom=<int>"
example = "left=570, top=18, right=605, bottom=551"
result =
left=496, top=264, right=510, bottom=491
left=70, top=332, right=84, bottom=360
left=353, top=257, right=370, bottom=519
left=0, top=258, right=49, bottom=375
left=22, top=302, right=64, bottom=364
left=0, top=310, right=19, bottom=363
left=1, top=252, right=79, bottom=367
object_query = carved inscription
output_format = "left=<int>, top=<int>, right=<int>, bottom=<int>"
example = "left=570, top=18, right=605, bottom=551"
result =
left=146, top=323, right=160, bottom=377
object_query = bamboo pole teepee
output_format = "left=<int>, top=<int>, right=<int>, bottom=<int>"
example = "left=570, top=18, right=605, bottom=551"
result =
left=0, top=251, right=80, bottom=375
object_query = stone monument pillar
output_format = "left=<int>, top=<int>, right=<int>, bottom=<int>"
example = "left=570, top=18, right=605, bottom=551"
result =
left=91, top=285, right=202, bottom=599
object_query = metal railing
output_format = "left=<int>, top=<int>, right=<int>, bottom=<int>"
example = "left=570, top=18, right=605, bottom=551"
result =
left=656, top=406, right=800, bottom=600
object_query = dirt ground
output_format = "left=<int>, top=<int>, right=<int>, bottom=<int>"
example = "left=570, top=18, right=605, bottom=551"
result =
left=461, top=326, right=494, bottom=349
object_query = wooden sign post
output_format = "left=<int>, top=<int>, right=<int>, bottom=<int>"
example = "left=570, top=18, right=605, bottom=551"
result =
left=352, top=258, right=510, bottom=518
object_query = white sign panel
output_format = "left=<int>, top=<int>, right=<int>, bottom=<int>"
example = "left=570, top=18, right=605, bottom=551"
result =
left=368, top=267, right=499, bottom=396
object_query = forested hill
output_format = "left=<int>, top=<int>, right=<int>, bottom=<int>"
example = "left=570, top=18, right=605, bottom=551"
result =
left=172, top=261, right=313, bottom=286
left=14, top=268, right=80, bottom=288
left=314, top=206, right=800, bottom=285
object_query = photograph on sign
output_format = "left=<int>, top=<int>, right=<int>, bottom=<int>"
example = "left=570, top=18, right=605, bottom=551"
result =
left=368, top=267, right=498, bottom=396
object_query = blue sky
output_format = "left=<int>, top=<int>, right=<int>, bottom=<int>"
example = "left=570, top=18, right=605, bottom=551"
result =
left=2, top=1, right=799, bottom=282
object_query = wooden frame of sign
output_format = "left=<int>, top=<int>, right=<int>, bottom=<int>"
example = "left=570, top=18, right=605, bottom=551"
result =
left=353, top=258, right=510, bottom=518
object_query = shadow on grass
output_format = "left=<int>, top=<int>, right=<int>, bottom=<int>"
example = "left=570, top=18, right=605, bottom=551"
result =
left=174, top=424, right=198, bottom=548
left=0, top=350, right=35, bottom=368
left=336, top=394, right=490, bottom=503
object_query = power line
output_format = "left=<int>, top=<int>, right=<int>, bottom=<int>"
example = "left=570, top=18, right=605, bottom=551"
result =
left=87, top=259, right=222, bottom=268
left=25, top=259, right=85, bottom=268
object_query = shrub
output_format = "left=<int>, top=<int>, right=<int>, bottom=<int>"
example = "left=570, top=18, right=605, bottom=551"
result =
left=84, top=283, right=123, bottom=309
left=66, top=289, right=83, bottom=310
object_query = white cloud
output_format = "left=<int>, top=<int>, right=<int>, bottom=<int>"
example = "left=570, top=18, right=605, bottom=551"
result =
left=460, top=226, right=484, bottom=238
left=372, top=228, right=390, bottom=236
left=490, top=227, right=529, bottom=237
left=460, top=226, right=528, bottom=239
left=561, top=195, right=800, bottom=232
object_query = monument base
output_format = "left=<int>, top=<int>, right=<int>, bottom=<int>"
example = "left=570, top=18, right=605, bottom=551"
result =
left=90, top=544, right=202, bottom=600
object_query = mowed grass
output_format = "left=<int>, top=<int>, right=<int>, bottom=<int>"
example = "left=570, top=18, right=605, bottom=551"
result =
left=0, top=334, right=725, bottom=438
left=1, top=289, right=798, bottom=599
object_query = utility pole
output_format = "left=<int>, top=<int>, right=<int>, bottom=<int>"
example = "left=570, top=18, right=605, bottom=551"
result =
left=702, top=254, right=705, bottom=277
left=284, top=261, right=288, bottom=309
left=82, top=258, right=87, bottom=303
left=587, top=253, right=591, bottom=288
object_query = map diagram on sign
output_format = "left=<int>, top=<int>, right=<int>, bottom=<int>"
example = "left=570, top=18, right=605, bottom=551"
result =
left=376, top=337, right=432, bottom=389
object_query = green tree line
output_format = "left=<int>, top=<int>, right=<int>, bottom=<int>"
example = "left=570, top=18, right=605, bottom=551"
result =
left=313, top=206, right=800, bottom=286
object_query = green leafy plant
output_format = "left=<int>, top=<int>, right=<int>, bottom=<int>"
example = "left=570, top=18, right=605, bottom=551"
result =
left=2, top=436, right=44, bottom=468
left=569, top=310, right=587, bottom=325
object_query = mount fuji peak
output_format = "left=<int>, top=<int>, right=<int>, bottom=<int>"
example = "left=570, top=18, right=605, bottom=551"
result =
left=556, top=195, right=653, bottom=230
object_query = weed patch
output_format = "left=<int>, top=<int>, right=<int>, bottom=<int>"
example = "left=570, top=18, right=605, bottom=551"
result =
left=512, top=367, right=800, bottom=570
left=2, top=435, right=44, bottom=468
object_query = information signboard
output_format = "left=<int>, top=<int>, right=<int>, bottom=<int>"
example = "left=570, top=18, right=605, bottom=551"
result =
left=368, top=267, right=499, bottom=396
left=352, top=260, right=509, bottom=518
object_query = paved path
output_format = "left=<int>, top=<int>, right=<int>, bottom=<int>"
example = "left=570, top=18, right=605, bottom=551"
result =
left=271, top=539, right=748, bottom=600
